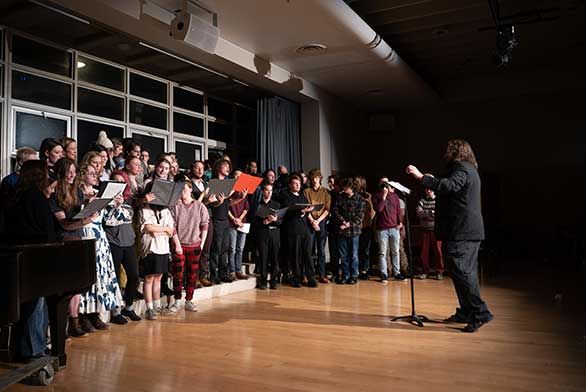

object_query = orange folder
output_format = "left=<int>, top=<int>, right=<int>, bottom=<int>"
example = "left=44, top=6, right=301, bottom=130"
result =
left=233, top=173, right=263, bottom=194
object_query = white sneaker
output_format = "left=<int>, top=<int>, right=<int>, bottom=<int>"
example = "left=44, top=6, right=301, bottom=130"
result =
left=168, top=302, right=180, bottom=313
left=156, top=306, right=172, bottom=316
left=184, top=301, right=198, bottom=312
left=145, top=309, right=157, bottom=320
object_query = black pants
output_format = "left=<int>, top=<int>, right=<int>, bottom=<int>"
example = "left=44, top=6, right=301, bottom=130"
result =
left=328, top=228, right=340, bottom=277
left=288, top=232, right=314, bottom=280
left=199, top=219, right=213, bottom=279
left=359, top=227, right=373, bottom=273
left=256, top=228, right=280, bottom=284
left=110, top=243, right=139, bottom=307
left=210, top=219, right=230, bottom=281
left=443, top=240, right=492, bottom=322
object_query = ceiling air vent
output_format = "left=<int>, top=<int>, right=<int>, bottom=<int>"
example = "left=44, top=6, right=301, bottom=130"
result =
left=295, top=44, right=327, bottom=55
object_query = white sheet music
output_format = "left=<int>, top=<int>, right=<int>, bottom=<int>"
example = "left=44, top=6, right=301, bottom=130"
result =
left=99, top=181, right=127, bottom=199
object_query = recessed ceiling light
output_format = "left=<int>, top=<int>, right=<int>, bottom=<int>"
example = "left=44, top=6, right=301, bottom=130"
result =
left=76, top=61, right=86, bottom=69
left=296, top=43, right=327, bottom=55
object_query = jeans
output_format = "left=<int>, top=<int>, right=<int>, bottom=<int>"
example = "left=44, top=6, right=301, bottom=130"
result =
left=227, top=227, right=247, bottom=274
left=18, top=297, right=48, bottom=358
left=376, top=228, right=400, bottom=277
left=339, top=235, right=359, bottom=280
left=310, top=220, right=328, bottom=277
left=443, top=240, right=492, bottom=322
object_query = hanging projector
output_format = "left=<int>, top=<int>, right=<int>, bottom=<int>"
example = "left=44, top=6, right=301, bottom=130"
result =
left=170, top=11, right=219, bottom=54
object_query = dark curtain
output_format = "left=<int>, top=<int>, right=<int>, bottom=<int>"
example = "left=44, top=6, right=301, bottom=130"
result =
left=257, top=97, right=301, bottom=173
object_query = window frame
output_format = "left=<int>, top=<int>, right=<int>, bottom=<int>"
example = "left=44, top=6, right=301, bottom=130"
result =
left=10, top=105, right=71, bottom=154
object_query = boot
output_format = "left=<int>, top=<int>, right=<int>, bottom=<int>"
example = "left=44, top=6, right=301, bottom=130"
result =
left=67, top=317, right=88, bottom=338
left=89, top=313, right=109, bottom=330
left=80, top=315, right=96, bottom=334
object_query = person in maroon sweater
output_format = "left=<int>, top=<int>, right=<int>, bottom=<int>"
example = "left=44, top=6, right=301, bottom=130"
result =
left=371, top=177, right=405, bottom=282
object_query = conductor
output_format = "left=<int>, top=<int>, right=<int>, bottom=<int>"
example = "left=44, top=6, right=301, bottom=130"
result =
left=406, top=139, right=493, bottom=332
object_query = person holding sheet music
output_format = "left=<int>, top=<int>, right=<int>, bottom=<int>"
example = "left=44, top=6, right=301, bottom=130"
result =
left=139, top=186, right=175, bottom=320
left=189, top=160, right=213, bottom=287
left=277, top=174, right=318, bottom=288
left=144, top=156, right=172, bottom=187
left=50, top=157, right=97, bottom=337
left=76, top=162, right=124, bottom=332
left=254, top=183, right=282, bottom=289
left=169, top=178, right=209, bottom=312
left=228, top=172, right=250, bottom=281
left=104, top=170, right=142, bottom=324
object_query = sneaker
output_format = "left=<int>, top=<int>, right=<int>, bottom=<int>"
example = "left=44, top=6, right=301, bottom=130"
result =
left=358, top=272, right=369, bottom=280
left=345, top=278, right=357, bottom=285
left=145, top=309, right=157, bottom=320
left=110, top=314, right=128, bottom=325
left=155, top=306, right=172, bottom=316
left=415, top=274, right=427, bottom=280
left=121, top=308, right=142, bottom=321
left=184, top=301, right=198, bottom=312
left=435, top=273, right=444, bottom=280
left=393, top=274, right=406, bottom=281
left=380, top=274, right=388, bottom=284
left=168, top=302, right=181, bottom=313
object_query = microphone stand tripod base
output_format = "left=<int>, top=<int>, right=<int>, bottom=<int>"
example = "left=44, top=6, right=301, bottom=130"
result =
left=391, top=313, right=430, bottom=327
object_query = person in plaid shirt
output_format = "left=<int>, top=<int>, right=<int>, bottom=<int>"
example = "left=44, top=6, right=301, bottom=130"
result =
left=332, top=177, right=365, bottom=284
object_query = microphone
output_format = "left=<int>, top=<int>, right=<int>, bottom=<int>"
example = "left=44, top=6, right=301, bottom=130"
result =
left=385, top=180, right=411, bottom=195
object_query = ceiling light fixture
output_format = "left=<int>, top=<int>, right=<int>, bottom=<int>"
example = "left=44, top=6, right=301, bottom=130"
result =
left=295, top=43, right=328, bottom=55
left=76, top=61, right=86, bottom=69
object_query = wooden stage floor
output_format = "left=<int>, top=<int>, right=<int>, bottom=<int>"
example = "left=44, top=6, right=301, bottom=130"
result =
left=7, top=276, right=586, bottom=392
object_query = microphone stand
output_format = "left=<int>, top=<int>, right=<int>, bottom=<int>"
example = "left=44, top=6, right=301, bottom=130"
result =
left=391, top=191, right=430, bottom=327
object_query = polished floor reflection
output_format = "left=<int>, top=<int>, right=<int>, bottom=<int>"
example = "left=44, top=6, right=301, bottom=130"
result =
left=7, top=276, right=586, bottom=392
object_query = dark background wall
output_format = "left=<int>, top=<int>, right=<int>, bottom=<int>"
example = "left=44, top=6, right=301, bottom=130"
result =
left=338, top=88, right=586, bottom=264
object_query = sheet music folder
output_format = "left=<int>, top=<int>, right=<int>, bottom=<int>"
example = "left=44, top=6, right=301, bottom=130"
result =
left=149, top=179, right=184, bottom=208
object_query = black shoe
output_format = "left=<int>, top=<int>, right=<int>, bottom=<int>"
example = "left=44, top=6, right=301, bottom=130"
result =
left=257, top=283, right=268, bottom=290
left=220, top=275, right=234, bottom=283
left=358, top=272, right=369, bottom=280
left=335, top=277, right=345, bottom=284
left=393, top=274, right=406, bottom=281
left=345, top=278, right=357, bottom=285
left=307, top=278, right=318, bottom=288
left=212, top=277, right=222, bottom=285
left=290, top=278, right=301, bottom=288
left=444, top=313, right=470, bottom=323
left=110, top=314, right=128, bottom=325
left=121, top=308, right=142, bottom=321
left=462, top=315, right=493, bottom=333
left=269, top=281, right=278, bottom=290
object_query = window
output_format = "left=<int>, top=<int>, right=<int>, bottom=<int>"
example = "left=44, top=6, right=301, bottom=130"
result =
left=77, top=56, right=125, bottom=92
left=130, top=73, right=167, bottom=103
left=208, top=97, right=233, bottom=122
left=129, top=101, right=167, bottom=130
left=175, top=141, right=202, bottom=169
left=173, top=87, right=203, bottom=113
left=12, top=71, right=72, bottom=110
left=131, top=132, right=166, bottom=161
left=173, top=112, right=203, bottom=138
left=77, top=119, right=124, bottom=159
left=208, top=120, right=233, bottom=144
left=14, top=109, right=69, bottom=150
left=78, top=87, right=124, bottom=121
left=12, top=35, right=72, bottom=77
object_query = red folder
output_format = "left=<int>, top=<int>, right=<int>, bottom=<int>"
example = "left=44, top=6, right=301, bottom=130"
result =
left=233, top=173, right=263, bottom=194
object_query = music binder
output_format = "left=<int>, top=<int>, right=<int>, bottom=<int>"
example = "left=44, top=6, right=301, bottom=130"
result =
left=73, top=198, right=113, bottom=220
left=149, top=179, right=184, bottom=208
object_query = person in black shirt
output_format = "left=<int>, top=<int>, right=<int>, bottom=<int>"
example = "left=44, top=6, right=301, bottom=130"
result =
left=277, top=174, right=318, bottom=288
left=407, top=139, right=493, bottom=333
left=253, top=183, right=282, bottom=289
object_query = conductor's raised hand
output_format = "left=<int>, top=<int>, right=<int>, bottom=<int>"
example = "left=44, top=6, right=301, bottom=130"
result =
left=406, top=165, right=423, bottom=180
